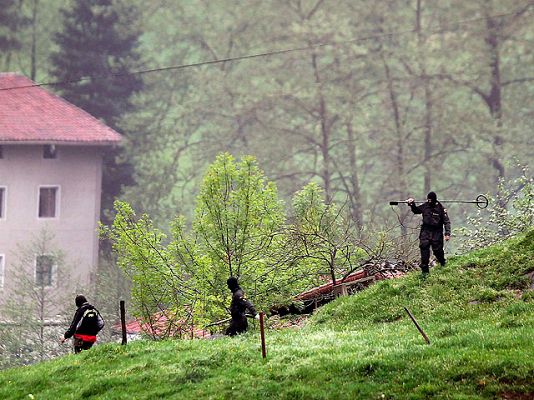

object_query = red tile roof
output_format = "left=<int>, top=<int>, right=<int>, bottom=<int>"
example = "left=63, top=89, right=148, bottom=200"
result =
left=0, top=73, right=121, bottom=145
left=111, top=312, right=211, bottom=339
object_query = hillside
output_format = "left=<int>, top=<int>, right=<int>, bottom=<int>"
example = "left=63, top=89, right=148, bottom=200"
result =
left=1, top=230, right=533, bottom=400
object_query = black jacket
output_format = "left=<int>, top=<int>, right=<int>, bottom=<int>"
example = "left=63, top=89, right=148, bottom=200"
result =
left=410, top=201, right=451, bottom=236
left=64, top=302, right=104, bottom=339
left=229, top=288, right=257, bottom=320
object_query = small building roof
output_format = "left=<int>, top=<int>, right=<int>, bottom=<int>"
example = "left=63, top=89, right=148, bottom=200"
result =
left=0, top=73, right=122, bottom=145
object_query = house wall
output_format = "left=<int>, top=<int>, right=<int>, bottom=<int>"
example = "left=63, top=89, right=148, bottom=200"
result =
left=0, top=145, right=103, bottom=309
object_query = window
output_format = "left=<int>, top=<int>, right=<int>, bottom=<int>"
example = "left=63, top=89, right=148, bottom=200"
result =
left=0, top=145, right=3, bottom=159
left=35, top=255, right=55, bottom=286
left=0, top=255, right=4, bottom=288
left=0, top=187, right=5, bottom=219
left=43, top=144, right=57, bottom=159
left=38, top=186, right=59, bottom=218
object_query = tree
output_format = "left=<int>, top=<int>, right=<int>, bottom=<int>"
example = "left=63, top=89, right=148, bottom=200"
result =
left=194, top=153, right=285, bottom=278
left=458, top=164, right=534, bottom=252
left=0, top=230, right=74, bottom=369
left=0, top=0, right=26, bottom=69
left=50, top=0, right=144, bottom=221
left=290, top=182, right=364, bottom=285
left=104, top=154, right=317, bottom=336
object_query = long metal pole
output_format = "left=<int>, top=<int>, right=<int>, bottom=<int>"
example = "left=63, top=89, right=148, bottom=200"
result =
left=389, top=194, right=488, bottom=208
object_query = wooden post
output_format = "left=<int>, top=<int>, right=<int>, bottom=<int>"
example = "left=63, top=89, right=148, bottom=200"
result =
left=259, top=312, right=266, bottom=359
left=120, top=300, right=127, bottom=346
left=404, top=307, right=430, bottom=345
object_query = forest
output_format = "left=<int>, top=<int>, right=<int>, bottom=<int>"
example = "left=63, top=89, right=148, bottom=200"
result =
left=0, top=0, right=533, bottom=368
left=1, top=0, right=532, bottom=229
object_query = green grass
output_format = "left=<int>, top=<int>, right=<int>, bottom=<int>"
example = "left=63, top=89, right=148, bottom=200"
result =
left=2, top=230, right=534, bottom=399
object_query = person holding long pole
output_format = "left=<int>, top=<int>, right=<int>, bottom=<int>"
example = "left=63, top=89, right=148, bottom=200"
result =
left=407, top=192, right=451, bottom=276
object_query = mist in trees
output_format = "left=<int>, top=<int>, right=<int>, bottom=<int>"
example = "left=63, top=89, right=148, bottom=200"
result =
left=1, top=0, right=533, bottom=340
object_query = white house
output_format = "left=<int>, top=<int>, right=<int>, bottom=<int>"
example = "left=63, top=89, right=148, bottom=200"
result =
left=0, top=73, right=121, bottom=314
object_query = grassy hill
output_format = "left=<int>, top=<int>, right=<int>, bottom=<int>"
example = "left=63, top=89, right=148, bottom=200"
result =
left=2, top=230, right=533, bottom=400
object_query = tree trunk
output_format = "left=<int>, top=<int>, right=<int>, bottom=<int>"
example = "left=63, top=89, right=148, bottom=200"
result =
left=416, top=0, right=433, bottom=194
left=311, top=51, right=332, bottom=203
left=345, top=121, right=363, bottom=230
left=30, top=0, right=39, bottom=81
left=484, top=11, right=505, bottom=182
left=383, top=57, right=408, bottom=236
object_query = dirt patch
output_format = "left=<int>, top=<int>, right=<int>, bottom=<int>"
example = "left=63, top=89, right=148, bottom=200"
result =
left=268, top=314, right=309, bottom=330
left=500, top=391, right=534, bottom=400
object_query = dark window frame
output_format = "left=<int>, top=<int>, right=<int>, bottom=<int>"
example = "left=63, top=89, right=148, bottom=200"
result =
left=35, top=254, right=55, bottom=287
left=0, top=254, right=4, bottom=288
left=43, top=144, right=58, bottom=159
left=38, top=186, right=59, bottom=218
left=0, top=187, right=5, bottom=219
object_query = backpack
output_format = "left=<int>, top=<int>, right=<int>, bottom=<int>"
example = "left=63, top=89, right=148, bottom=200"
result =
left=77, top=307, right=105, bottom=335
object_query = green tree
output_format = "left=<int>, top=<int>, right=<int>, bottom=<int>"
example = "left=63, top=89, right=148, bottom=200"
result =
left=458, top=164, right=534, bottom=252
left=0, top=0, right=26, bottom=69
left=105, top=154, right=316, bottom=335
left=290, top=182, right=364, bottom=285
left=103, top=201, right=201, bottom=339
left=0, top=231, right=73, bottom=369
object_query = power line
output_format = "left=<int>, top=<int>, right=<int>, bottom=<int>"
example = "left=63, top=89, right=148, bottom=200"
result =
left=0, top=6, right=532, bottom=92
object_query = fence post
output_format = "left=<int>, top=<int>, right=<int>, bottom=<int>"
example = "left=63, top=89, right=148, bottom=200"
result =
left=120, top=300, right=127, bottom=345
left=259, top=312, right=266, bottom=359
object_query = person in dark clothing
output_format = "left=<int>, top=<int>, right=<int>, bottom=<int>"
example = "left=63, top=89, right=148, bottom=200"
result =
left=225, top=277, right=259, bottom=336
left=407, top=191, right=451, bottom=274
left=60, top=294, right=104, bottom=353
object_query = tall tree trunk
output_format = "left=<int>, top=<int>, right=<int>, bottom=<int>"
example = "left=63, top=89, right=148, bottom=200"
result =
left=311, top=51, right=332, bottom=202
left=30, top=0, right=39, bottom=81
left=345, top=121, right=363, bottom=230
left=484, top=10, right=505, bottom=182
left=383, top=57, right=408, bottom=236
left=416, top=0, right=433, bottom=194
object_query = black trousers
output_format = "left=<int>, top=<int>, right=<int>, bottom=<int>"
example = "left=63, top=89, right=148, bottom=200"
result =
left=419, top=229, right=446, bottom=273
left=73, top=337, right=94, bottom=354
left=225, top=316, right=248, bottom=336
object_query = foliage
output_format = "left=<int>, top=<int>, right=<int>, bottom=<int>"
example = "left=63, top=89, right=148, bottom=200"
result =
left=0, top=0, right=25, bottom=54
left=101, top=201, right=200, bottom=339
left=104, top=154, right=320, bottom=337
left=457, top=165, right=534, bottom=252
left=0, top=230, right=74, bottom=369
left=289, top=182, right=365, bottom=284
left=1, top=230, right=533, bottom=399
left=194, top=153, right=285, bottom=279
left=50, top=0, right=143, bottom=128
left=2, top=0, right=533, bottom=233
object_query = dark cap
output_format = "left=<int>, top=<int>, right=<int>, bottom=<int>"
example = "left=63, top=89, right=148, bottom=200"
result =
left=227, top=277, right=239, bottom=290
left=75, top=294, right=87, bottom=307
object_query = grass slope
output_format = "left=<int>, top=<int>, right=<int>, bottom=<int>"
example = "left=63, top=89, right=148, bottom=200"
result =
left=2, top=230, right=534, bottom=400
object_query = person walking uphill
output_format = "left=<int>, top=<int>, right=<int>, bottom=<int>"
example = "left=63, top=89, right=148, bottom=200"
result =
left=407, top=191, right=451, bottom=275
left=225, top=277, right=259, bottom=336
left=61, top=295, right=104, bottom=353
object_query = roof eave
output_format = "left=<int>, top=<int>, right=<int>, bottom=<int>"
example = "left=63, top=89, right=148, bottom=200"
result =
left=0, top=139, right=121, bottom=146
